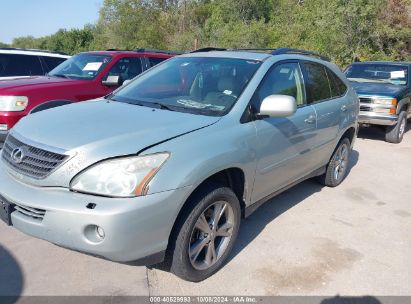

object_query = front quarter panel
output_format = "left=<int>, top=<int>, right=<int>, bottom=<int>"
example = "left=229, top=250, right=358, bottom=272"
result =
left=142, top=117, right=258, bottom=207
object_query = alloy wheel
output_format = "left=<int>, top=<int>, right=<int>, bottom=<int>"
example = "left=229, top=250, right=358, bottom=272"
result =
left=334, top=143, right=349, bottom=181
left=188, top=201, right=235, bottom=270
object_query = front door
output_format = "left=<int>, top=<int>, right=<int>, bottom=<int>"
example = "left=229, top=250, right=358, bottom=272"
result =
left=250, top=61, right=318, bottom=202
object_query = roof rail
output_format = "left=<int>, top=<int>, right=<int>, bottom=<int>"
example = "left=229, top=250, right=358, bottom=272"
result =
left=106, top=48, right=128, bottom=51
left=134, top=48, right=183, bottom=55
left=271, top=48, right=330, bottom=61
left=191, top=47, right=227, bottom=53
left=0, top=47, right=68, bottom=56
left=231, top=48, right=278, bottom=52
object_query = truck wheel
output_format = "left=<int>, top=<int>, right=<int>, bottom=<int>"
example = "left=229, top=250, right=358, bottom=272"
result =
left=385, top=111, right=407, bottom=144
left=169, top=185, right=241, bottom=282
left=318, top=138, right=351, bottom=187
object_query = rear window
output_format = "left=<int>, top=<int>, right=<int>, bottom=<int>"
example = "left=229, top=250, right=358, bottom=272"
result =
left=42, top=56, right=67, bottom=72
left=0, top=54, right=43, bottom=77
left=326, top=68, right=347, bottom=97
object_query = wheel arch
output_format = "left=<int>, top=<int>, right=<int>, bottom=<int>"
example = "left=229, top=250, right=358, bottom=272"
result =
left=29, top=100, right=74, bottom=114
left=163, top=167, right=247, bottom=266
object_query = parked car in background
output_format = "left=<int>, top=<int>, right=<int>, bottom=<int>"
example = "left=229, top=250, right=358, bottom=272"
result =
left=0, top=49, right=178, bottom=148
left=0, top=48, right=69, bottom=80
left=0, top=48, right=358, bottom=281
left=345, top=61, right=411, bottom=143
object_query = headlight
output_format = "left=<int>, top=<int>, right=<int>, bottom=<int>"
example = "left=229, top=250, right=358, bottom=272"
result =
left=70, top=153, right=169, bottom=197
left=373, top=97, right=397, bottom=106
left=0, top=96, right=29, bottom=111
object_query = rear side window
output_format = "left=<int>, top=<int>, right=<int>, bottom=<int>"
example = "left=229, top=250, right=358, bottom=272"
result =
left=148, top=57, right=167, bottom=67
left=303, top=62, right=332, bottom=103
left=326, top=68, right=347, bottom=97
left=0, top=54, right=43, bottom=77
left=42, top=56, right=67, bottom=72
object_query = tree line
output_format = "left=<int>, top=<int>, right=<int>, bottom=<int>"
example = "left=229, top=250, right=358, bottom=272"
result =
left=2, top=0, right=410, bottom=66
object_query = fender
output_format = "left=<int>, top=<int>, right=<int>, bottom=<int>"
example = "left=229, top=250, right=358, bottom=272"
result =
left=29, top=100, right=74, bottom=114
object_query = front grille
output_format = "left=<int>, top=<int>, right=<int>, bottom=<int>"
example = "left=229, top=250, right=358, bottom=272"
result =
left=14, top=203, right=46, bottom=221
left=360, top=105, right=372, bottom=112
left=1, top=134, right=68, bottom=179
left=359, top=97, right=373, bottom=104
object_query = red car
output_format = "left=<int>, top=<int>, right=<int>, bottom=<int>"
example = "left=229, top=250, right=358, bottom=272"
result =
left=0, top=49, right=178, bottom=146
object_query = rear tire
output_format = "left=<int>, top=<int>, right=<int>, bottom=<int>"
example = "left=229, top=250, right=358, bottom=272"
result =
left=385, top=111, right=407, bottom=144
left=169, top=184, right=241, bottom=282
left=318, top=138, right=351, bottom=187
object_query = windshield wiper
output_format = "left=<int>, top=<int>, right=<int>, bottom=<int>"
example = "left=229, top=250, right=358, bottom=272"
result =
left=51, top=74, right=69, bottom=79
left=149, top=102, right=176, bottom=112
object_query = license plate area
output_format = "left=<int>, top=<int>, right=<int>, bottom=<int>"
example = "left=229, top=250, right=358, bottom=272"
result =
left=0, top=195, right=14, bottom=226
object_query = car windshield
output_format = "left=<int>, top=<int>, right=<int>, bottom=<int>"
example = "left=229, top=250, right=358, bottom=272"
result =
left=110, top=57, right=262, bottom=116
left=48, top=54, right=112, bottom=80
left=345, top=64, right=408, bottom=85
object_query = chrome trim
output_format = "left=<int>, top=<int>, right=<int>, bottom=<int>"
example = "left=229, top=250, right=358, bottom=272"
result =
left=358, top=111, right=398, bottom=126
left=1, top=132, right=75, bottom=180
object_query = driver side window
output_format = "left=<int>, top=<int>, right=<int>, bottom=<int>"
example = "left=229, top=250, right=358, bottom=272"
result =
left=252, top=62, right=305, bottom=111
left=103, top=57, right=143, bottom=85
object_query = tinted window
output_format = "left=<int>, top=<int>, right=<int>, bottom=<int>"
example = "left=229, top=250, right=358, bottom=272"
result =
left=326, top=68, right=347, bottom=97
left=148, top=57, right=167, bottom=67
left=112, top=57, right=261, bottom=116
left=303, top=62, right=332, bottom=103
left=42, top=56, right=67, bottom=72
left=103, top=57, right=142, bottom=84
left=0, top=54, right=43, bottom=77
left=253, top=62, right=305, bottom=110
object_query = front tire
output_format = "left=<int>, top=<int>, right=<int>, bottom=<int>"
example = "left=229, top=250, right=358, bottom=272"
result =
left=318, top=138, right=351, bottom=187
left=169, top=185, right=241, bottom=282
left=385, top=111, right=407, bottom=144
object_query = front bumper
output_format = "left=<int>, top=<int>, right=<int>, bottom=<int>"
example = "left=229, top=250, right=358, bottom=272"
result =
left=0, top=163, right=191, bottom=263
left=358, top=111, right=398, bottom=126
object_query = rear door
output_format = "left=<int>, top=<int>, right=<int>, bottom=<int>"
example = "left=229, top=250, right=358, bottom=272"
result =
left=0, top=54, right=43, bottom=77
left=251, top=61, right=318, bottom=202
left=301, top=61, right=348, bottom=166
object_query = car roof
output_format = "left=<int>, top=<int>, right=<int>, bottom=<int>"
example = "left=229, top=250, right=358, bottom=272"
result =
left=181, top=50, right=337, bottom=67
left=350, top=61, right=411, bottom=66
left=81, top=50, right=175, bottom=57
left=0, top=48, right=69, bottom=58
left=182, top=51, right=275, bottom=61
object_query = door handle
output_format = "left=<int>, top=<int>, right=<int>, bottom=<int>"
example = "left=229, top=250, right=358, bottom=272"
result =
left=304, top=115, right=316, bottom=124
left=341, top=105, right=347, bottom=112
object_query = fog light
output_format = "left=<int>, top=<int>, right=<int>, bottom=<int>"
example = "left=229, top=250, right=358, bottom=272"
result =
left=0, top=124, right=7, bottom=131
left=96, top=226, right=105, bottom=239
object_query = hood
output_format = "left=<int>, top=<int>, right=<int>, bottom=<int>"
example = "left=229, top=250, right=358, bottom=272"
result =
left=350, top=81, right=407, bottom=98
left=12, top=99, right=220, bottom=155
left=0, top=76, right=76, bottom=92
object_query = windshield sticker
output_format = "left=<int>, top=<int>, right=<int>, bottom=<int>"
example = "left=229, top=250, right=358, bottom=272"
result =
left=223, top=90, right=232, bottom=95
left=83, top=62, right=103, bottom=71
left=177, top=99, right=225, bottom=110
left=391, top=71, right=405, bottom=79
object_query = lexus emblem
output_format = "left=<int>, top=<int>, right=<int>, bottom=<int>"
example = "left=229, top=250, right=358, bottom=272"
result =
left=11, top=148, right=25, bottom=164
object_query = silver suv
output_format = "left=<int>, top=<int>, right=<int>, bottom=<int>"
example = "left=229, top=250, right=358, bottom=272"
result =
left=0, top=48, right=358, bottom=281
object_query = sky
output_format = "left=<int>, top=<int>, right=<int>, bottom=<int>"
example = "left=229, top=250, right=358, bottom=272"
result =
left=0, top=0, right=103, bottom=44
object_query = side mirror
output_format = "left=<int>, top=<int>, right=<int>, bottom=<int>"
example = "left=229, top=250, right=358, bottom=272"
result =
left=259, top=95, right=297, bottom=117
left=102, top=75, right=121, bottom=86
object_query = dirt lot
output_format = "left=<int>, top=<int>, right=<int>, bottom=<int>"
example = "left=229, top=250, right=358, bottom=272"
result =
left=1, top=126, right=410, bottom=299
